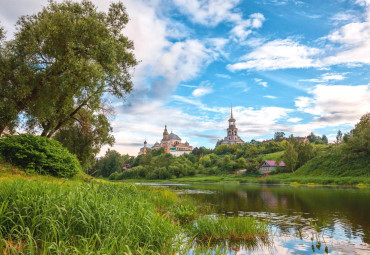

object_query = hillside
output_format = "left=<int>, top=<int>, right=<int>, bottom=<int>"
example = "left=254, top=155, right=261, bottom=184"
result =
left=294, top=152, right=370, bottom=177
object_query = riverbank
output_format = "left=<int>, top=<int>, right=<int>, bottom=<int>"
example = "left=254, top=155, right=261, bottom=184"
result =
left=0, top=162, right=269, bottom=254
left=120, top=173, right=370, bottom=187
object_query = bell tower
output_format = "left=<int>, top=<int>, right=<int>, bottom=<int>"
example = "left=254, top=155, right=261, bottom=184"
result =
left=227, top=105, right=238, bottom=141
left=163, top=124, right=169, bottom=140
left=220, top=104, right=244, bottom=144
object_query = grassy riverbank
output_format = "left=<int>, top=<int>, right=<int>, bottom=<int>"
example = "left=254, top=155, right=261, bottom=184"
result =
left=0, top=162, right=269, bottom=254
left=122, top=173, right=370, bottom=186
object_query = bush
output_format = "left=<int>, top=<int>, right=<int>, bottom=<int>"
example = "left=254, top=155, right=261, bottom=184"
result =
left=0, top=134, right=81, bottom=177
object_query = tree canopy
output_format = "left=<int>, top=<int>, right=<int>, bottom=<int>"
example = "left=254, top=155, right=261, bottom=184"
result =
left=0, top=0, right=137, bottom=137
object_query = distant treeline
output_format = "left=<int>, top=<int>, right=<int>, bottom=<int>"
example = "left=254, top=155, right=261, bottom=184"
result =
left=93, top=113, right=369, bottom=180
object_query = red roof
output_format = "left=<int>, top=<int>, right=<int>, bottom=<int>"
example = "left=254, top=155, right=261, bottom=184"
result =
left=264, top=160, right=285, bottom=167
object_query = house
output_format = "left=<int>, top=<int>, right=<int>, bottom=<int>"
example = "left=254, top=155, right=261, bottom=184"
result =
left=123, top=164, right=131, bottom=170
left=236, top=169, right=246, bottom=175
left=259, top=161, right=286, bottom=175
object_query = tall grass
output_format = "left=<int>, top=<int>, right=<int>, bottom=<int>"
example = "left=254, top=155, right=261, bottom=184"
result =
left=190, top=216, right=268, bottom=242
left=0, top=179, right=182, bottom=254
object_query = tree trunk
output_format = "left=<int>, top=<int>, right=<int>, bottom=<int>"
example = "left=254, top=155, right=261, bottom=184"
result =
left=0, top=126, right=6, bottom=137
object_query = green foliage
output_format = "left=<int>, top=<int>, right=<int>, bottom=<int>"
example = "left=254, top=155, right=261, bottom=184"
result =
left=274, top=132, right=285, bottom=142
left=54, top=109, right=114, bottom=171
left=100, top=139, right=286, bottom=181
left=297, top=142, right=315, bottom=168
left=295, top=151, right=370, bottom=177
left=172, top=205, right=198, bottom=224
left=192, top=146, right=213, bottom=156
left=342, top=113, right=370, bottom=159
left=237, top=157, right=247, bottom=169
left=93, top=149, right=124, bottom=177
left=336, top=130, right=343, bottom=144
left=0, top=0, right=137, bottom=137
left=307, top=132, right=317, bottom=143
left=0, top=180, right=181, bottom=254
left=190, top=216, right=268, bottom=242
left=295, top=113, right=370, bottom=177
left=0, top=134, right=80, bottom=177
left=283, top=142, right=298, bottom=172
left=322, top=135, right=328, bottom=144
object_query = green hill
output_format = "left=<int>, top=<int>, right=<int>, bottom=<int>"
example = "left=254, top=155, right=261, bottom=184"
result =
left=294, top=152, right=370, bottom=177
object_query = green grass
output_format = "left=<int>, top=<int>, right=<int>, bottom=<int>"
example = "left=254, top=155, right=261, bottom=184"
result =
left=190, top=216, right=268, bottom=242
left=0, top=179, right=183, bottom=254
left=262, top=151, right=284, bottom=161
left=0, top=161, right=270, bottom=254
left=294, top=152, right=370, bottom=177
left=122, top=173, right=370, bottom=186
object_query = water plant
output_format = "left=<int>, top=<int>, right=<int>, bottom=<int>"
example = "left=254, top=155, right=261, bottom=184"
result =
left=190, top=216, right=268, bottom=242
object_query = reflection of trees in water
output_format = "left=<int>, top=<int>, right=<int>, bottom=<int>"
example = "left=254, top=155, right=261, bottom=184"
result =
left=177, top=184, right=370, bottom=245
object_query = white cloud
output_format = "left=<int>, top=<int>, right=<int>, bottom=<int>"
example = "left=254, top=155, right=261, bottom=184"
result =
left=157, top=39, right=214, bottom=83
left=230, top=13, right=266, bottom=41
left=264, top=95, right=277, bottom=99
left=173, top=0, right=241, bottom=26
left=228, top=1, right=370, bottom=71
left=288, top=117, right=302, bottom=123
left=254, top=78, right=268, bottom=87
left=228, top=39, right=321, bottom=71
left=300, top=72, right=347, bottom=83
left=234, top=106, right=293, bottom=136
left=109, top=100, right=220, bottom=155
left=192, top=81, right=213, bottom=97
left=229, top=81, right=250, bottom=92
left=216, top=73, right=231, bottom=79
left=295, top=84, right=370, bottom=126
left=173, top=0, right=265, bottom=41
left=323, top=14, right=370, bottom=66
left=330, top=11, right=359, bottom=23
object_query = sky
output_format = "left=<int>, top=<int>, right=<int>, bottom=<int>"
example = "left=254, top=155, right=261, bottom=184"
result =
left=1, top=0, right=370, bottom=156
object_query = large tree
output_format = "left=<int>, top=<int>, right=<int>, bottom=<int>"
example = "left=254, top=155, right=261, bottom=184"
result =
left=53, top=107, right=114, bottom=171
left=0, top=0, right=137, bottom=137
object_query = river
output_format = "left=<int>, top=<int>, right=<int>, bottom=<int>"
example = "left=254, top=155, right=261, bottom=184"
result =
left=149, top=183, right=370, bottom=254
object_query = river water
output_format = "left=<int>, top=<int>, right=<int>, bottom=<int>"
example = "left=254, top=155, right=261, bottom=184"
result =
left=154, top=183, right=370, bottom=254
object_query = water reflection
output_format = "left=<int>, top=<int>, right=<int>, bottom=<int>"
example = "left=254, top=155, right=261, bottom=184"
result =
left=167, top=183, right=370, bottom=254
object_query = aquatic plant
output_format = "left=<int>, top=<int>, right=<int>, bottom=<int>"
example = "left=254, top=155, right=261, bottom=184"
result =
left=190, top=216, right=268, bottom=242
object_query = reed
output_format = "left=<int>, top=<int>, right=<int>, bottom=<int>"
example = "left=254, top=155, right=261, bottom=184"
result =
left=0, top=179, right=182, bottom=254
left=190, top=216, right=268, bottom=242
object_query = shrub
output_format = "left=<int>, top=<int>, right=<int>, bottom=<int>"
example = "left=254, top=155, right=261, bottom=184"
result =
left=0, top=134, right=80, bottom=177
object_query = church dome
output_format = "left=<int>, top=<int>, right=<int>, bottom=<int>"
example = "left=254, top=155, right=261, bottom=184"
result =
left=169, top=133, right=180, bottom=139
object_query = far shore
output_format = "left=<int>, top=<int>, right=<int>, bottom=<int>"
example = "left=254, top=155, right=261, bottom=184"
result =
left=116, top=173, right=370, bottom=188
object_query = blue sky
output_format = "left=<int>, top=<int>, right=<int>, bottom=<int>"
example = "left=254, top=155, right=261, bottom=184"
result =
left=1, top=0, right=370, bottom=155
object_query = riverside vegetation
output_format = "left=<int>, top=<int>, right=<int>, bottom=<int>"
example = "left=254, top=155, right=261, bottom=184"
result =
left=94, top=113, right=369, bottom=186
left=0, top=134, right=269, bottom=253
left=0, top=1, right=368, bottom=253
left=0, top=162, right=269, bottom=254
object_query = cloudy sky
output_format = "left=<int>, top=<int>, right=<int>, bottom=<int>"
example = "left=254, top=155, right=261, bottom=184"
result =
left=1, top=0, right=370, bottom=155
